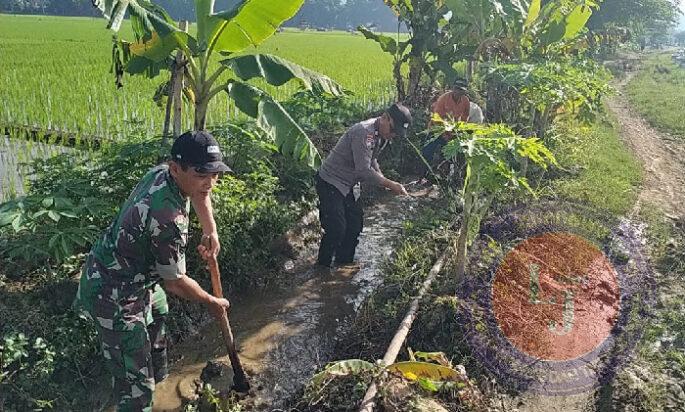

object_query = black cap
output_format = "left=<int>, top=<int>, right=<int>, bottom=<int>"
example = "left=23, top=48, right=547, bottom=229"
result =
left=453, top=79, right=469, bottom=92
left=170, top=131, right=232, bottom=173
left=387, top=103, right=412, bottom=138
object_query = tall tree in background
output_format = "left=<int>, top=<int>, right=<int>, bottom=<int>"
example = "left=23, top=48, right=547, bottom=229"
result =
left=588, top=0, right=681, bottom=46
left=0, top=0, right=404, bottom=31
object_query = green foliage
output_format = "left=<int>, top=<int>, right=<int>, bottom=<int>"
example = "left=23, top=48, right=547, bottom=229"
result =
left=98, top=0, right=345, bottom=169
left=440, top=120, right=557, bottom=196
left=183, top=383, right=243, bottom=412
left=442, top=0, right=600, bottom=62
left=0, top=195, right=100, bottom=263
left=224, top=53, right=346, bottom=96
left=483, top=58, right=612, bottom=137
left=195, top=123, right=313, bottom=285
left=281, top=90, right=367, bottom=133
left=0, top=122, right=310, bottom=285
left=209, top=170, right=299, bottom=287
left=522, top=0, right=598, bottom=55
left=0, top=333, right=55, bottom=385
left=439, top=119, right=556, bottom=277
left=311, top=359, right=375, bottom=387
left=0, top=333, right=56, bottom=409
left=0, top=123, right=311, bottom=409
left=0, top=135, right=158, bottom=269
left=588, top=0, right=681, bottom=35
left=545, top=118, right=642, bottom=215
left=0, top=311, right=100, bottom=410
left=361, top=0, right=454, bottom=102
left=305, top=351, right=482, bottom=409
left=357, top=28, right=409, bottom=56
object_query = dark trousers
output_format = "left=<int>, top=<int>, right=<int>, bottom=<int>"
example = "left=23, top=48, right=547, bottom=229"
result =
left=315, top=175, right=364, bottom=267
left=420, top=137, right=448, bottom=177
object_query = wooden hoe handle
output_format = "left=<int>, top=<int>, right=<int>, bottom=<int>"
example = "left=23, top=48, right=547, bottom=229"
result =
left=207, top=256, right=250, bottom=392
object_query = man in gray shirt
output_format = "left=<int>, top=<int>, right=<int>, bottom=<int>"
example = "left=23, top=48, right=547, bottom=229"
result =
left=316, top=103, right=412, bottom=268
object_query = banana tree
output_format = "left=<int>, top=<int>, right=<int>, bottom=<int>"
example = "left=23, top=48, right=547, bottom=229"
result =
left=443, top=0, right=600, bottom=62
left=376, top=0, right=454, bottom=104
left=93, top=0, right=345, bottom=169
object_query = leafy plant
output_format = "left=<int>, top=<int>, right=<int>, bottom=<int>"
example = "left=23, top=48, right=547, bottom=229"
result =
left=445, top=0, right=600, bottom=60
left=483, top=58, right=612, bottom=137
left=0, top=194, right=100, bottom=263
left=438, top=117, right=557, bottom=278
left=0, top=134, right=159, bottom=268
left=306, top=350, right=483, bottom=408
left=281, top=90, right=367, bottom=133
left=94, top=0, right=346, bottom=168
left=189, top=383, right=243, bottom=412
left=0, top=333, right=57, bottom=409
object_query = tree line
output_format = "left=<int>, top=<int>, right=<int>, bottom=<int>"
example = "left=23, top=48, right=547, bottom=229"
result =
left=0, top=0, right=402, bottom=31
left=0, top=0, right=680, bottom=39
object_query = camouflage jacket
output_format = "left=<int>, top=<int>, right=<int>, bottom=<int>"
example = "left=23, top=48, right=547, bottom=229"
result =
left=77, top=164, right=190, bottom=311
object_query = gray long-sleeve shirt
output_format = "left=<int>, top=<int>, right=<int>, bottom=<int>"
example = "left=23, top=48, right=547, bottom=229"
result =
left=318, top=118, right=385, bottom=196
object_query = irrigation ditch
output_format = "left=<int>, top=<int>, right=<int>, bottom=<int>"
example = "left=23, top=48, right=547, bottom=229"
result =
left=149, top=189, right=435, bottom=411
left=3, top=55, right=684, bottom=412
left=0, top=133, right=76, bottom=202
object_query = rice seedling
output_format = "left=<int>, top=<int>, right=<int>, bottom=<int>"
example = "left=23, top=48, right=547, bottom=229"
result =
left=0, top=14, right=396, bottom=140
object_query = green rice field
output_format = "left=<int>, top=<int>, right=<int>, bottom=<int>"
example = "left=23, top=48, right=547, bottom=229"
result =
left=0, top=14, right=396, bottom=139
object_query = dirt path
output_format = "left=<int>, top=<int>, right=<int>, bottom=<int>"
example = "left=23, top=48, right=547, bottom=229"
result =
left=608, top=71, right=685, bottom=220
left=151, top=192, right=425, bottom=411
left=498, top=63, right=685, bottom=412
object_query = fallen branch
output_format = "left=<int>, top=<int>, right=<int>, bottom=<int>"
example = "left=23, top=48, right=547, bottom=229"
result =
left=358, top=250, right=448, bottom=412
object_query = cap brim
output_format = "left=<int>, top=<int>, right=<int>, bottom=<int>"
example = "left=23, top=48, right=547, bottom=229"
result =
left=395, top=128, right=409, bottom=138
left=196, top=161, right=232, bottom=173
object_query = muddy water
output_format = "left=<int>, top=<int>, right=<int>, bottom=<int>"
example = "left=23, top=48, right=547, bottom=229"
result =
left=153, top=190, right=431, bottom=411
left=0, top=136, right=71, bottom=201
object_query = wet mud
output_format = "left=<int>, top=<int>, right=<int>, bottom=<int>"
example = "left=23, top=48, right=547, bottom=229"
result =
left=153, top=190, right=430, bottom=411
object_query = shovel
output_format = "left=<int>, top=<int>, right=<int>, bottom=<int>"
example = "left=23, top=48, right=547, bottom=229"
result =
left=207, top=256, right=250, bottom=392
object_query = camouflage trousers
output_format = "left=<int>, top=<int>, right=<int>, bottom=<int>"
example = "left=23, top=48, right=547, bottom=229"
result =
left=76, top=266, right=169, bottom=411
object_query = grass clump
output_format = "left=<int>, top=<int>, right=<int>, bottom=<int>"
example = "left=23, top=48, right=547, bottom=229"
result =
left=545, top=114, right=642, bottom=216
left=626, top=53, right=685, bottom=138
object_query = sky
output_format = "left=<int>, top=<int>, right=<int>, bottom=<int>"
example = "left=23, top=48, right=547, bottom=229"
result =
left=680, top=1, right=685, bottom=29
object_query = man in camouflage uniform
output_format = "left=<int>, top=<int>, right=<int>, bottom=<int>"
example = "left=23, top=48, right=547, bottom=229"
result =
left=75, top=131, right=231, bottom=411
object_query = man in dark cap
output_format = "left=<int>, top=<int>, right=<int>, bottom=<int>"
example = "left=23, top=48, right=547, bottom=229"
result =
left=75, top=130, right=231, bottom=411
left=315, top=103, right=412, bottom=269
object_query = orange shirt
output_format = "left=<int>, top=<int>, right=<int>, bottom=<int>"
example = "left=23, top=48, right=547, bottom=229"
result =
left=430, top=91, right=471, bottom=141
left=431, top=91, right=471, bottom=122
